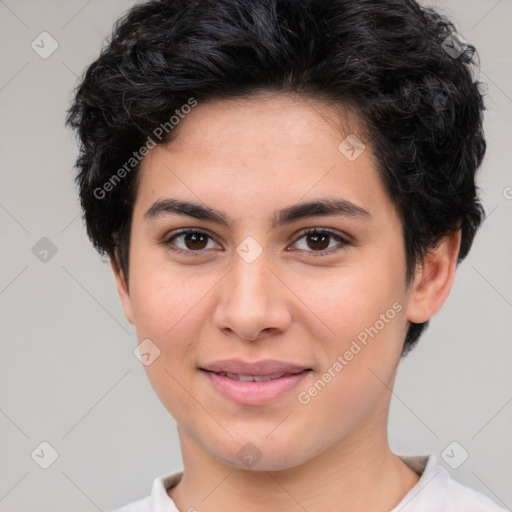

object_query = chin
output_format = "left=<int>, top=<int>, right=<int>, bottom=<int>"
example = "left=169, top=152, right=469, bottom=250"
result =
left=211, top=437, right=309, bottom=473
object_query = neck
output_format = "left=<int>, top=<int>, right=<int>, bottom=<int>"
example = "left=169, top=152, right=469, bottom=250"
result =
left=168, top=409, right=420, bottom=512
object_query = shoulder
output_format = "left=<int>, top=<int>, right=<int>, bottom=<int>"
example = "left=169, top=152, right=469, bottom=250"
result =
left=106, top=495, right=152, bottom=512
left=106, top=469, right=183, bottom=512
left=445, top=476, right=509, bottom=512
left=394, top=454, right=508, bottom=512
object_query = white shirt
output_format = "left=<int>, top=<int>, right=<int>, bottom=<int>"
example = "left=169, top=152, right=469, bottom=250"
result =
left=109, top=454, right=508, bottom=512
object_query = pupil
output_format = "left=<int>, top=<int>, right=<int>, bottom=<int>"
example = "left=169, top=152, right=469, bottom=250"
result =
left=308, top=233, right=329, bottom=250
left=185, top=233, right=207, bottom=250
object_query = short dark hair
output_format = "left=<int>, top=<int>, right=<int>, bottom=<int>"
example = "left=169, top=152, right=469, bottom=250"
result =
left=66, top=0, right=486, bottom=356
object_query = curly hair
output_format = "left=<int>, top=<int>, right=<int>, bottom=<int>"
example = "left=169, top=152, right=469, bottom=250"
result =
left=66, top=0, right=486, bottom=356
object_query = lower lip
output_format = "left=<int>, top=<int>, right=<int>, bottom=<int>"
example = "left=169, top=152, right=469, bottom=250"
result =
left=202, top=370, right=311, bottom=406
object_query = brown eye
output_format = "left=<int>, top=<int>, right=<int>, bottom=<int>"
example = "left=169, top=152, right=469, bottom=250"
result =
left=305, top=232, right=330, bottom=251
left=291, top=228, right=350, bottom=256
left=182, top=232, right=208, bottom=250
left=164, top=229, right=219, bottom=254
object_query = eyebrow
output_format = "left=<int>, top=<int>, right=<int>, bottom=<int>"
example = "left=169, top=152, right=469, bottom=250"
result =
left=143, top=197, right=372, bottom=229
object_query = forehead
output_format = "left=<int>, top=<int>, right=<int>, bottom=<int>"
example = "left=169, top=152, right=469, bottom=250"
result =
left=133, top=93, right=396, bottom=225
left=162, top=92, right=363, bottom=157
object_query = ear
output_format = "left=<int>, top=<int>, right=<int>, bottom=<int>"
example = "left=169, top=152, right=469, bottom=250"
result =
left=110, top=255, right=134, bottom=325
left=406, top=230, right=461, bottom=324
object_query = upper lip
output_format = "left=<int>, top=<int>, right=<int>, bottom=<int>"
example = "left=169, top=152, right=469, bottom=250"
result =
left=200, top=359, right=311, bottom=376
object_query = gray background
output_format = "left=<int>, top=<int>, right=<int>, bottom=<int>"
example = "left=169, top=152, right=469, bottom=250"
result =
left=0, top=0, right=510, bottom=510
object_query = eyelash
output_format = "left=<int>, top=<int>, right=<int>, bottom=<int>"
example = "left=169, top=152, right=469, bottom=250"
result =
left=162, top=228, right=351, bottom=257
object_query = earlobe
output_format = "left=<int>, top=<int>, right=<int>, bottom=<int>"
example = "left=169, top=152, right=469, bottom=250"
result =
left=110, top=256, right=135, bottom=325
left=405, top=230, right=461, bottom=324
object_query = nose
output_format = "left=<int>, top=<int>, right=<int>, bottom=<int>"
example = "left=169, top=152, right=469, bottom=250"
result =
left=212, top=249, right=292, bottom=341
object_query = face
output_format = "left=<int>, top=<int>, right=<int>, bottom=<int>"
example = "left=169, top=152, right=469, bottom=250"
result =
left=113, top=93, right=420, bottom=471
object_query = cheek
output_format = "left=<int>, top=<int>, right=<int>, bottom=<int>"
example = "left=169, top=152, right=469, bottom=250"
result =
left=296, top=259, right=405, bottom=338
left=128, top=250, right=209, bottom=340
left=296, top=312, right=405, bottom=443
left=295, top=261, right=407, bottom=401
left=127, top=258, right=208, bottom=417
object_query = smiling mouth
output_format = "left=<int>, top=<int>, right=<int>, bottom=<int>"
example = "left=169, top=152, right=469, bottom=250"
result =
left=200, top=366, right=312, bottom=405
left=204, top=370, right=310, bottom=382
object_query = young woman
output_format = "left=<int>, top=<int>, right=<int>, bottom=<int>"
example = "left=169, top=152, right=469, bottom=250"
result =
left=67, top=1, right=505, bottom=510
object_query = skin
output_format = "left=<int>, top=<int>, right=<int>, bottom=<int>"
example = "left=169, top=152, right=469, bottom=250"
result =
left=111, top=92, right=461, bottom=511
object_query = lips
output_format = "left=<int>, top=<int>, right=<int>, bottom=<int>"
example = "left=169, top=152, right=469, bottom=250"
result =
left=199, top=359, right=312, bottom=405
